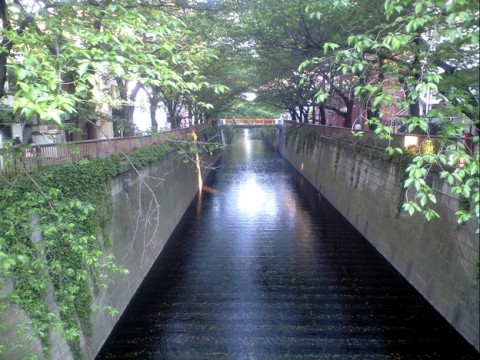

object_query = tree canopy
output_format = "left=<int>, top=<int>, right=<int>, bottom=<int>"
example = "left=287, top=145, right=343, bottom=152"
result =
left=0, top=0, right=225, bottom=133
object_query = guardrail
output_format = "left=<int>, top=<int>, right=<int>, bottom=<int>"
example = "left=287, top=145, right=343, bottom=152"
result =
left=0, top=124, right=208, bottom=175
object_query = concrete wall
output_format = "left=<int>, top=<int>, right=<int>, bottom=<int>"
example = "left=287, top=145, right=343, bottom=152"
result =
left=0, top=150, right=218, bottom=359
left=86, top=152, right=217, bottom=358
left=277, top=129, right=479, bottom=351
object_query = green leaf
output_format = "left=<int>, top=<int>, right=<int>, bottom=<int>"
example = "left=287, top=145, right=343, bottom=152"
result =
left=462, top=187, right=471, bottom=198
left=17, top=68, right=28, bottom=80
left=424, top=209, right=440, bottom=221
left=414, top=2, right=423, bottom=14
left=419, top=194, right=427, bottom=207
left=78, top=62, right=90, bottom=77
left=447, top=174, right=455, bottom=185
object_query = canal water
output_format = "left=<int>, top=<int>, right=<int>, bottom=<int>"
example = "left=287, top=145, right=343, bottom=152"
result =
left=97, top=129, right=478, bottom=359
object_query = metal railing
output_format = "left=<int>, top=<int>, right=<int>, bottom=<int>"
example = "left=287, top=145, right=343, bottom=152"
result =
left=0, top=124, right=208, bottom=175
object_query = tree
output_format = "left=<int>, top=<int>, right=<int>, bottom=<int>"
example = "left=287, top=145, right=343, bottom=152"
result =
left=306, top=0, right=479, bottom=227
left=0, top=0, right=219, bottom=137
left=225, top=0, right=387, bottom=126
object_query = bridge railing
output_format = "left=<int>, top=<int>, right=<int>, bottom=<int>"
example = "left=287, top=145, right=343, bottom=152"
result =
left=0, top=124, right=208, bottom=175
left=224, top=118, right=277, bottom=126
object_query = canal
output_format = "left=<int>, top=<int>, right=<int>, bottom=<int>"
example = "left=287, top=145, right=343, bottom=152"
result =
left=97, top=129, right=478, bottom=359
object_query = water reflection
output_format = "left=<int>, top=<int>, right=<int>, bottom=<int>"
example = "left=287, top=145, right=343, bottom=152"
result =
left=97, top=129, right=478, bottom=359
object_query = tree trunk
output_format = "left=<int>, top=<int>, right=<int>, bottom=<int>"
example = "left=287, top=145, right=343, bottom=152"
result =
left=319, top=106, right=326, bottom=125
left=299, top=105, right=310, bottom=123
left=150, top=104, right=158, bottom=132
left=289, top=109, right=297, bottom=121
left=115, top=79, right=131, bottom=136
left=0, top=0, right=12, bottom=100
left=116, top=78, right=142, bottom=137
left=148, top=88, right=162, bottom=132
left=310, top=105, right=316, bottom=124
left=301, top=106, right=310, bottom=123
left=128, top=82, right=143, bottom=125
left=344, top=99, right=354, bottom=128
left=167, top=101, right=178, bottom=129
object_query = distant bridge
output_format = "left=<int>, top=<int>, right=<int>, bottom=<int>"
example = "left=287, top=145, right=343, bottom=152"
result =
left=222, top=118, right=283, bottom=128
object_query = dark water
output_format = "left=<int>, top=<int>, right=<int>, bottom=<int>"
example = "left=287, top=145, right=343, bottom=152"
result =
left=97, top=129, right=478, bottom=359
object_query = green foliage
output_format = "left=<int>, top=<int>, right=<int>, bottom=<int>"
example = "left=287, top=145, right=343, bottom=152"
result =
left=173, top=127, right=222, bottom=163
left=0, top=155, right=127, bottom=359
left=388, top=148, right=418, bottom=216
left=0, top=1, right=223, bottom=131
left=304, top=0, right=479, bottom=228
left=198, top=127, right=223, bottom=156
left=222, top=98, right=280, bottom=120
left=260, top=125, right=277, bottom=143
left=219, top=125, right=235, bottom=144
left=127, top=143, right=172, bottom=170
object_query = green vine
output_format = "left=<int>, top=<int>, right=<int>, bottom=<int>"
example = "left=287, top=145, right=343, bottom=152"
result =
left=127, top=143, right=172, bottom=170
left=0, top=152, right=143, bottom=359
left=391, top=145, right=418, bottom=216
left=260, top=125, right=277, bottom=143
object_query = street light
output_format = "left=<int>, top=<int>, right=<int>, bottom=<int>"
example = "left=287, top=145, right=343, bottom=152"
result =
left=404, top=135, right=419, bottom=149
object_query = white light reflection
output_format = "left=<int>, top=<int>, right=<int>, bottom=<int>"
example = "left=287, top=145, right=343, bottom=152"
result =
left=236, top=175, right=278, bottom=218
left=243, top=129, right=252, bottom=160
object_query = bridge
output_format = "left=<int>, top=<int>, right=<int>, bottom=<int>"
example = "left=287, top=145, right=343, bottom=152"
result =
left=222, top=118, right=283, bottom=128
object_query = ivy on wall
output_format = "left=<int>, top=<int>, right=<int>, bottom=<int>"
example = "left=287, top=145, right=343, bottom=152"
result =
left=127, top=143, right=172, bottom=170
left=0, top=140, right=178, bottom=359
left=260, top=125, right=277, bottom=143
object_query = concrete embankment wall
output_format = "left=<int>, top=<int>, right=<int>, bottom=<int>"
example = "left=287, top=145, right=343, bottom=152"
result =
left=0, top=150, right=218, bottom=359
left=277, top=129, right=479, bottom=351
left=86, top=151, right=217, bottom=358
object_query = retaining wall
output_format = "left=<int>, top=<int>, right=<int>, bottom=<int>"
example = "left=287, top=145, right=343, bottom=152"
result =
left=0, top=150, right=218, bottom=359
left=87, top=152, right=217, bottom=358
left=277, top=128, right=479, bottom=351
